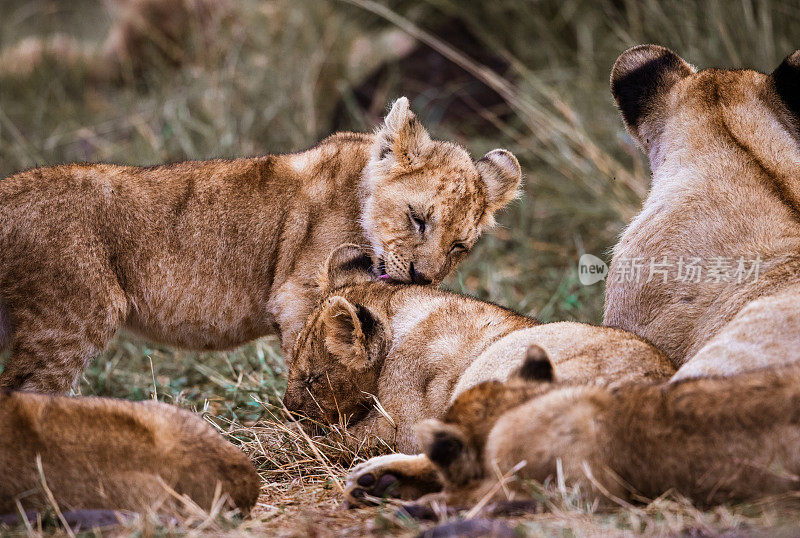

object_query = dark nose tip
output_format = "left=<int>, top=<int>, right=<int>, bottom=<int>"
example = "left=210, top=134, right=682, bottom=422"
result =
left=282, top=396, right=303, bottom=420
left=409, top=262, right=432, bottom=285
left=283, top=404, right=305, bottom=422
left=286, top=409, right=305, bottom=421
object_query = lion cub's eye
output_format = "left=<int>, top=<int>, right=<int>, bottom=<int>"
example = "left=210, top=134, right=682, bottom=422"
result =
left=450, top=242, right=468, bottom=254
left=305, top=373, right=323, bottom=386
left=408, top=206, right=426, bottom=235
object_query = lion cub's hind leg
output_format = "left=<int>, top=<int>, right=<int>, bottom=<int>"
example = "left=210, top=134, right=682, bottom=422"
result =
left=344, top=454, right=444, bottom=507
left=0, top=257, right=128, bottom=393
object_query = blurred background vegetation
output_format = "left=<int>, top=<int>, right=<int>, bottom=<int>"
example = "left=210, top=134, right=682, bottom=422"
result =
left=0, top=0, right=798, bottom=420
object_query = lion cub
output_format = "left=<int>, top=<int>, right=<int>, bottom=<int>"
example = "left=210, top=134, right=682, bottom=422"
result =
left=341, top=45, right=800, bottom=512
left=604, top=46, right=800, bottom=380
left=283, top=246, right=674, bottom=452
left=0, top=97, right=521, bottom=392
left=345, top=359, right=800, bottom=509
left=0, top=391, right=258, bottom=515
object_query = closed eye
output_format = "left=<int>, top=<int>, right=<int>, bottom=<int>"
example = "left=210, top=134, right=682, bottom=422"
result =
left=450, top=242, right=469, bottom=254
left=408, top=206, right=426, bottom=235
left=305, top=373, right=323, bottom=386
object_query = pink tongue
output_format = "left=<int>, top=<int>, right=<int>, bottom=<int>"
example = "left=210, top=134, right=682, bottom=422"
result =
left=378, top=274, right=391, bottom=281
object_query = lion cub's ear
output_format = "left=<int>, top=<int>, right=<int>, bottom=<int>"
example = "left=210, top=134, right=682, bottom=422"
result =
left=372, top=96, right=432, bottom=169
left=611, top=44, right=695, bottom=150
left=319, top=244, right=375, bottom=292
left=321, top=296, right=382, bottom=370
left=416, top=419, right=481, bottom=486
left=771, top=50, right=800, bottom=125
left=513, top=345, right=554, bottom=382
left=475, top=149, right=522, bottom=216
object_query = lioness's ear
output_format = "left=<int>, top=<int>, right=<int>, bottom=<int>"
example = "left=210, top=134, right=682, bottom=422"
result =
left=321, top=296, right=383, bottom=370
left=373, top=96, right=432, bottom=168
left=513, top=345, right=554, bottom=382
left=475, top=149, right=522, bottom=216
left=610, top=44, right=695, bottom=150
left=319, top=244, right=375, bottom=292
left=771, top=50, right=800, bottom=124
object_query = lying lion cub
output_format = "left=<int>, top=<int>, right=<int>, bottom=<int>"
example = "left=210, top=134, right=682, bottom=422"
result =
left=341, top=44, right=800, bottom=513
left=283, top=245, right=674, bottom=452
left=604, top=45, right=800, bottom=380
left=0, top=97, right=521, bottom=393
left=0, top=392, right=258, bottom=515
left=345, top=357, right=800, bottom=508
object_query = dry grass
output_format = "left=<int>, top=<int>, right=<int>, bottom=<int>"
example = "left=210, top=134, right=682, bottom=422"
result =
left=2, top=0, right=800, bottom=535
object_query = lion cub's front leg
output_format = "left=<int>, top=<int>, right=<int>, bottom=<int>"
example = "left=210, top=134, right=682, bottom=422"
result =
left=344, top=409, right=399, bottom=449
left=344, top=453, right=443, bottom=506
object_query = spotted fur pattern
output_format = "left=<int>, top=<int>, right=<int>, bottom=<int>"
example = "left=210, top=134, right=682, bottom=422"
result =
left=0, top=98, right=520, bottom=393
left=343, top=46, right=800, bottom=513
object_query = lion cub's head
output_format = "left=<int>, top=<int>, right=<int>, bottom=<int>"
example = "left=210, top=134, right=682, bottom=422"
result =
left=361, top=97, right=522, bottom=284
left=283, top=246, right=390, bottom=425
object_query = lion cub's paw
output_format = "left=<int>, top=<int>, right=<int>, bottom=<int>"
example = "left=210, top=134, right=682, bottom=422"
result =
left=344, top=453, right=443, bottom=507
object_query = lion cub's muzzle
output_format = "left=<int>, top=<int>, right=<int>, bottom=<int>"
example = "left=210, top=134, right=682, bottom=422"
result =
left=378, top=254, right=434, bottom=284
left=408, top=262, right=432, bottom=285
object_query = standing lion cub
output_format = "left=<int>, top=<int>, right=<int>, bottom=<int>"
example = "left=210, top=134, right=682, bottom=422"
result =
left=0, top=97, right=521, bottom=392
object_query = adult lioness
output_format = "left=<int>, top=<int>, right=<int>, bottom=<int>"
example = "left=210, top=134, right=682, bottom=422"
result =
left=341, top=46, right=800, bottom=513
left=604, top=46, right=800, bottom=380
left=0, top=97, right=521, bottom=392
left=283, top=245, right=674, bottom=452
left=344, top=357, right=800, bottom=509
left=0, top=392, right=258, bottom=515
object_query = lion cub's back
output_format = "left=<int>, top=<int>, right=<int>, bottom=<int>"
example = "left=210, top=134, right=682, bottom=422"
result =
left=452, top=322, right=674, bottom=400
left=0, top=392, right=259, bottom=514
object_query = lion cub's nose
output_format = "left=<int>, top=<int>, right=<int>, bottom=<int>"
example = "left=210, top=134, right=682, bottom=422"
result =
left=286, top=409, right=305, bottom=421
left=409, top=262, right=431, bottom=285
left=283, top=394, right=303, bottom=419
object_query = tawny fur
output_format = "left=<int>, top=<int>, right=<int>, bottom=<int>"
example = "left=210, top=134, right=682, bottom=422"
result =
left=345, top=363, right=800, bottom=508
left=283, top=247, right=674, bottom=453
left=603, top=45, right=800, bottom=380
left=0, top=99, right=521, bottom=392
left=0, top=391, right=259, bottom=514
left=341, top=45, right=800, bottom=513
